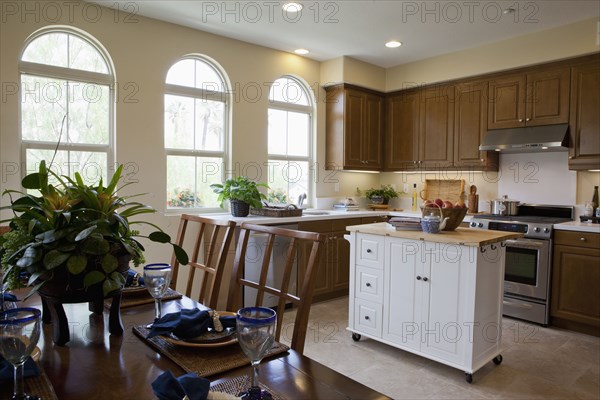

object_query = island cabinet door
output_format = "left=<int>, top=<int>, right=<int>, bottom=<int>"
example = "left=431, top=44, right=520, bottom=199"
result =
left=383, top=238, right=423, bottom=351
left=419, top=244, right=468, bottom=365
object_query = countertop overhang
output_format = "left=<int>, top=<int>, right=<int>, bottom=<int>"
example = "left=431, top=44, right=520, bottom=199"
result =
left=347, top=223, right=523, bottom=247
left=554, top=221, right=600, bottom=234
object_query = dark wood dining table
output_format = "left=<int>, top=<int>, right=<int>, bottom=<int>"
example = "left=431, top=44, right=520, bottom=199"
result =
left=2, top=290, right=390, bottom=399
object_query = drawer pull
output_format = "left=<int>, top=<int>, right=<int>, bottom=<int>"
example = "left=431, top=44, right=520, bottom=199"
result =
left=416, top=276, right=422, bottom=280
left=366, top=282, right=372, bottom=287
left=423, top=277, right=429, bottom=282
left=366, top=249, right=372, bottom=253
left=364, top=316, right=370, bottom=320
left=580, top=237, right=587, bottom=241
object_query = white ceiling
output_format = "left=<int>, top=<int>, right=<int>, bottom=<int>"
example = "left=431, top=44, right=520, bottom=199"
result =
left=98, top=1, right=600, bottom=68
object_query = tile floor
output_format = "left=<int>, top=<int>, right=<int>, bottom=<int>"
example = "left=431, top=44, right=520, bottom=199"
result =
left=280, top=297, right=600, bottom=399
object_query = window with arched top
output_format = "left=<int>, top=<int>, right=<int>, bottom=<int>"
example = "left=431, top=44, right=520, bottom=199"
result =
left=267, top=76, right=314, bottom=206
left=164, top=56, right=230, bottom=210
left=19, top=28, right=114, bottom=184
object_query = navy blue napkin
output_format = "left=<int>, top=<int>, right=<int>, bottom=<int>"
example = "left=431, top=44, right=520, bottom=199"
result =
left=0, top=356, right=39, bottom=380
left=147, top=309, right=236, bottom=339
left=2, top=292, right=18, bottom=302
left=152, top=370, right=209, bottom=400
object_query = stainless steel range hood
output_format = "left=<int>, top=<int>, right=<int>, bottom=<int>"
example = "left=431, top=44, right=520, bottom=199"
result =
left=479, top=124, right=569, bottom=153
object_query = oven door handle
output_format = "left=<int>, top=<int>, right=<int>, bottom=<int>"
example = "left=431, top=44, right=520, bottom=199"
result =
left=503, top=299, right=534, bottom=309
left=504, top=239, right=546, bottom=250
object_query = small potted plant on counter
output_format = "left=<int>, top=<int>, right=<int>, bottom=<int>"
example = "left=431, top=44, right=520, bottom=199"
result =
left=210, top=176, right=269, bottom=217
left=364, top=185, right=399, bottom=205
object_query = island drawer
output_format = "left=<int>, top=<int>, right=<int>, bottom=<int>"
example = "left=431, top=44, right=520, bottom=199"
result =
left=353, top=298, right=382, bottom=338
left=554, top=230, right=600, bottom=249
left=355, top=266, right=384, bottom=303
left=356, top=233, right=384, bottom=269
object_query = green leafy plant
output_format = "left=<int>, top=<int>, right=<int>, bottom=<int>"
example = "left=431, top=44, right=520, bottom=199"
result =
left=210, top=176, right=269, bottom=209
left=364, top=185, right=400, bottom=202
left=0, top=161, right=189, bottom=298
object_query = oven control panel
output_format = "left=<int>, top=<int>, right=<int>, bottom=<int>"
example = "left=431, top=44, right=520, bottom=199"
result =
left=469, top=219, right=553, bottom=239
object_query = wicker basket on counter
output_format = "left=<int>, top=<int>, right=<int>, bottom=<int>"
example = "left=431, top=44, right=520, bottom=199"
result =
left=249, top=204, right=303, bottom=217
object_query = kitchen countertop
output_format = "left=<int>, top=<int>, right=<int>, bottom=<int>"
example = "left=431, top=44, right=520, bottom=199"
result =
left=554, top=221, right=600, bottom=234
left=347, top=222, right=522, bottom=246
left=198, top=209, right=477, bottom=225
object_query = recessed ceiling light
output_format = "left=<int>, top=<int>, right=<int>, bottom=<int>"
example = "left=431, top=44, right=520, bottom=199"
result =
left=294, top=48, right=309, bottom=55
left=283, top=2, right=303, bottom=12
left=385, top=41, right=402, bottom=48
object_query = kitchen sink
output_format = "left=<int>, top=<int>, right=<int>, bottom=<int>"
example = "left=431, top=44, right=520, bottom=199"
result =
left=303, top=210, right=331, bottom=216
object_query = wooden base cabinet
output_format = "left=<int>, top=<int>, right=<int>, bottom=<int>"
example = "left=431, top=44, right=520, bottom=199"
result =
left=551, top=231, right=600, bottom=336
left=348, top=233, right=506, bottom=381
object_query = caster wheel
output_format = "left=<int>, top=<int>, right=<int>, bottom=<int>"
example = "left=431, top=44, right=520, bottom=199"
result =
left=493, top=355, right=503, bottom=365
left=465, top=373, right=473, bottom=384
left=351, top=333, right=361, bottom=342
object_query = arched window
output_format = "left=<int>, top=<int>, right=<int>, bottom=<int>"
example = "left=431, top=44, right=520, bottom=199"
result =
left=267, top=76, right=314, bottom=206
left=19, top=28, right=114, bottom=184
left=165, top=56, right=230, bottom=209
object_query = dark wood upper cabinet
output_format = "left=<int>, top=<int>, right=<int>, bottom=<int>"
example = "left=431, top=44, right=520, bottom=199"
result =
left=325, top=84, right=383, bottom=170
left=568, top=58, right=600, bottom=170
left=488, top=66, right=570, bottom=129
left=384, top=91, right=420, bottom=170
left=454, top=80, right=498, bottom=170
left=419, top=84, right=454, bottom=169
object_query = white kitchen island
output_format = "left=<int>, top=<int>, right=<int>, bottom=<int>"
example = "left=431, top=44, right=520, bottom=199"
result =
left=345, top=223, right=522, bottom=383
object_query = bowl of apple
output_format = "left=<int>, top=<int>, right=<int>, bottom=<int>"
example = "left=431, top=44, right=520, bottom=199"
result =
left=421, top=198, right=468, bottom=231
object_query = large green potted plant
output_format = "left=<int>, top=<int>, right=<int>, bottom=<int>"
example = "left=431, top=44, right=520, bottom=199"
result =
left=0, top=161, right=188, bottom=344
left=364, top=185, right=399, bottom=204
left=210, top=176, right=268, bottom=217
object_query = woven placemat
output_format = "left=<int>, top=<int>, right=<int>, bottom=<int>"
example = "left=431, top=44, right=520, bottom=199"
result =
left=133, top=326, right=289, bottom=378
left=23, top=363, right=59, bottom=400
left=104, top=288, right=182, bottom=309
left=210, top=375, right=284, bottom=399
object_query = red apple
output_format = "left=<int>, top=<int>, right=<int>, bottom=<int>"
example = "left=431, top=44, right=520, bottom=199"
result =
left=434, top=198, right=444, bottom=207
left=442, top=201, right=453, bottom=208
left=423, top=200, right=434, bottom=207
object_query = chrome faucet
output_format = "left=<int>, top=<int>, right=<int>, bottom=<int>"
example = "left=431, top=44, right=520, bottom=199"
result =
left=297, top=193, right=307, bottom=208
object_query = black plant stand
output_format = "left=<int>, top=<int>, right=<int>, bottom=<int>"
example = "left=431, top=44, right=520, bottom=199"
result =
left=40, top=291, right=124, bottom=346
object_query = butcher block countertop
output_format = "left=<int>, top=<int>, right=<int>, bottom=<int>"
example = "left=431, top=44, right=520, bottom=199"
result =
left=346, top=223, right=523, bottom=246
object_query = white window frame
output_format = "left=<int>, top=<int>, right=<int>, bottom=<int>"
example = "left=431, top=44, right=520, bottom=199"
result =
left=164, top=55, right=231, bottom=212
left=18, top=27, right=116, bottom=180
left=268, top=76, right=315, bottom=207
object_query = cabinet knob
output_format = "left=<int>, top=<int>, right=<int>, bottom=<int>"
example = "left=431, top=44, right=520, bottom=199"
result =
left=423, top=277, right=429, bottom=282
left=518, top=119, right=524, bottom=122
left=416, top=276, right=422, bottom=280
left=480, top=159, right=484, bottom=162
left=364, top=316, right=370, bottom=320
left=580, top=237, right=587, bottom=241
left=526, top=118, right=531, bottom=122
left=366, top=249, right=372, bottom=253
left=366, top=282, right=372, bottom=287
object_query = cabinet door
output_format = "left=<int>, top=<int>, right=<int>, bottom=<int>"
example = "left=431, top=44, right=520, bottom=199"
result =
left=344, top=89, right=366, bottom=168
left=454, top=81, right=498, bottom=170
left=569, top=60, right=600, bottom=170
left=526, top=67, right=570, bottom=126
left=488, top=74, right=527, bottom=129
left=298, top=221, right=332, bottom=299
left=384, top=91, right=420, bottom=170
left=331, top=231, right=350, bottom=292
left=383, top=238, right=422, bottom=350
left=551, top=244, right=600, bottom=334
left=420, top=246, right=466, bottom=364
left=419, top=85, right=454, bottom=168
left=363, top=94, right=383, bottom=168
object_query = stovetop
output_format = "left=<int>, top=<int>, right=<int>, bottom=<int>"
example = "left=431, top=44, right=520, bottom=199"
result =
left=469, top=204, right=574, bottom=239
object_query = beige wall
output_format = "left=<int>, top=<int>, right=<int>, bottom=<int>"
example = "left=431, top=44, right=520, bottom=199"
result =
left=386, top=17, right=600, bottom=90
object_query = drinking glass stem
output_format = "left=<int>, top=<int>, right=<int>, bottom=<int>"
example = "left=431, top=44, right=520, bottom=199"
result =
left=14, top=363, right=25, bottom=399
left=251, top=361, right=259, bottom=388
left=154, top=298, right=162, bottom=321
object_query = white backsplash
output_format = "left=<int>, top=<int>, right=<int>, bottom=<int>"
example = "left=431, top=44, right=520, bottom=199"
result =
left=497, top=151, right=576, bottom=205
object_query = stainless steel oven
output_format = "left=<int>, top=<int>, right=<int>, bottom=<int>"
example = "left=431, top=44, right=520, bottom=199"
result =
left=502, top=237, right=551, bottom=325
left=469, top=204, right=574, bottom=326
